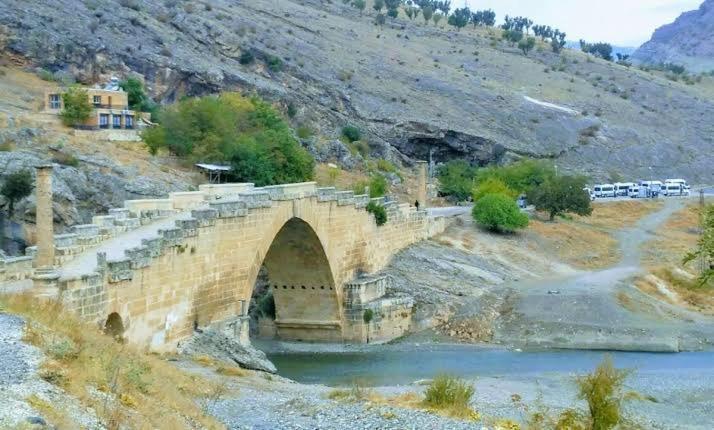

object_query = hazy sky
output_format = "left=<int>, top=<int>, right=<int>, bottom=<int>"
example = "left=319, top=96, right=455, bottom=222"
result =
left=464, top=0, right=703, bottom=46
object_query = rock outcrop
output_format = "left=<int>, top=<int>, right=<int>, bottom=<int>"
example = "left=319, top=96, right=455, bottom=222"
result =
left=632, top=0, right=714, bottom=73
left=1, top=0, right=713, bottom=183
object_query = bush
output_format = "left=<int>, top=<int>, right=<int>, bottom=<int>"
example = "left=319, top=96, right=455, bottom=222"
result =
left=527, top=175, right=592, bottom=221
left=296, top=125, right=313, bottom=139
left=472, top=193, right=528, bottom=233
left=1, top=169, right=33, bottom=213
left=119, top=77, right=155, bottom=112
left=266, top=55, right=283, bottom=72
left=368, top=174, right=388, bottom=198
left=142, top=93, right=314, bottom=186
left=60, top=86, right=92, bottom=127
left=239, top=51, right=255, bottom=65
left=341, top=125, right=361, bottom=143
left=472, top=178, right=517, bottom=203
left=422, top=375, right=477, bottom=419
left=52, top=152, right=80, bottom=167
left=437, top=160, right=477, bottom=202
left=475, top=159, right=555, bottom=194
left=575, top=356, right=630, bottom=430
left=363, top=309, right=374, bottom=323
left=366, top=201, right=387, bottom=226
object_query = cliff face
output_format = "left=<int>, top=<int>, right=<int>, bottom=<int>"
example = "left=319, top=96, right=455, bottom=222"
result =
left=633, top=0, right=714, bottom=73
left=1, top=0, right=713, bottom=183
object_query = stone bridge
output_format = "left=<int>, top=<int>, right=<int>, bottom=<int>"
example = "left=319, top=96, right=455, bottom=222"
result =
left=2, top=164, right=448, bottom=350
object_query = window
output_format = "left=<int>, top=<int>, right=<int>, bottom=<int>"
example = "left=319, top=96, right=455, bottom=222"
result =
left=112, top=115, right=121, bottom=128
left=49, top=94, right=60, bottom=109
left=125, top=115, right=134, bottom=129
left=99, top=114, right=109, bottom=128
left=93, top=95, right=102, bottom=106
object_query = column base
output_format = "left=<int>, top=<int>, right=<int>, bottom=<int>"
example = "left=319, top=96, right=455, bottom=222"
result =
left=32, top=268, right=61, bottom=298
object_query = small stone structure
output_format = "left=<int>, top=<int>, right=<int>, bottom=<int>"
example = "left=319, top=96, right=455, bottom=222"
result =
left=1, top=164, right=448, bottom=350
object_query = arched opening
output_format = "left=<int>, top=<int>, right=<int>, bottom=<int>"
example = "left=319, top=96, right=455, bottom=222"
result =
left=104, top=312, right=125, bottom=340
left=250, top=218, right=340, bottom=341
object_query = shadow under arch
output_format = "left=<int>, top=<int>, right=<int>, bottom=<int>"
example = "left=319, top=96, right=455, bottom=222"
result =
left=104, top=312, right=125, bottom=339
left=261, top=217, right=341, bottom=341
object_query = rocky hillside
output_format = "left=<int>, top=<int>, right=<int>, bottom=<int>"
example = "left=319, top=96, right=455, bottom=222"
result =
left=1, top=0, right=713, bottom=184
left=632, top=0, right=714, bottom=73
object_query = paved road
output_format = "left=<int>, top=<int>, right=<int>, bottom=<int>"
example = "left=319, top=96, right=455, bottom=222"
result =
left=427, top=206, right=472, bottom=217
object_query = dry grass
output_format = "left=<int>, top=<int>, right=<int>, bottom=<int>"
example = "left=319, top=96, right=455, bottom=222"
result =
left=26, top=394, right=77, bottom=429
left=575, top=200, right=664, bottom=229
left=216, top=365, right=248, bottom=377
left=0, top=293, right=226, bottom=430
left=528, top=219, right=619, bottom=269
left=644, top=268, right=714, bottom=315
left=641, top=203, right=701, bottom=267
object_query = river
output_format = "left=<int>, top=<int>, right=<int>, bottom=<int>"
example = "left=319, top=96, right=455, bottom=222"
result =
left=265, top=343, right=714, bottom=386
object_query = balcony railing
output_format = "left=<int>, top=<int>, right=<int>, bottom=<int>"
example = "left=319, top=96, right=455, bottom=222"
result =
left=93, top=103, right=131, bottom=110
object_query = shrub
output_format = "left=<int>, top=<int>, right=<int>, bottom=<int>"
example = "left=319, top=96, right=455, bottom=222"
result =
left=239, top=50, right=255, bottom=65
left=119, top=77, right=155, bottom=112
left=422, top=375, right=477, bottom=419
left=341, top=124, right=361, bottom=143
left=366, top=201, right=387, bottom=226
left=472, top=193, right=528, bottom=233
left=368, top=174, right=388, bottom=198
left=437, top=160, right=477, bottom=202
left=266, top=55, right=283, bottom=72
left=1, top=169, right=33, bottom=213
left=527, top=175, right=592, bottom=221
left=575, top=356, right=631, bottom=430
left=472, top=178, right=517, bottom=203
left=348, top=140, right=370, bottom=158
left=296, top=125, right=313, bottom=139
left=60, top=86, right=92, bottom=127
left=142, top=93, right=314, bottom=186
left=683, top=204, right=714, bottom=287
left=363, top=309, right=374, bottom=323
left=52, top=152, right=80, bottom=167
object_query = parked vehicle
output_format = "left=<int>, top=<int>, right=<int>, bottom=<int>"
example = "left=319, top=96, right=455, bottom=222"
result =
left=639, top=180, right=664, bottom=198
left=664, top=183, right=688, bottom=197
left=628, top=186, right=641, bottom=198
left=614, top=182, right=635, bottom=197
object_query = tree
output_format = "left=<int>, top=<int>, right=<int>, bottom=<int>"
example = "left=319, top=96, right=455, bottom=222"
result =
left=503, top=29, right=524, bottom=46
left=142, top=93, right=314, bottom=186
left=472, top=193, right=528, bottom=233
left=476, top=159, right=555, bottom=194
left=518, top=36, right=536, bottom=55
left=432, top=12, right=443, bottom=26
left=437, top=160, right=477, bottom=201
left=373, top=0, right=384, bottom=13
left=352, top=0, right=366, bottom=15
left=576, top=356, right=631, bottom=430
left=683, top=204, right=714, bottom=287
left=551, top=29, right=567, bottom=54
left=580, top=40, right=613, bottom=61
left=421, top=5, right=434, bottom=24
left=341, top=124, right=361, bottom=142
left=404, top=5, right=417, bottom=20
left=119, top=77, right=153, bottom=112
left=60, top=86, right=92, bottom=127
left=374, top=12, right=386, bottom=27
left=527, top=175, right=592, bottom=221
left=1, top=170, right=33, bottom=214
left=472, top=178, right=517, bottom=203
left=387, top=7, right=398, bottom=19
left=385, top=0, right=400, bottom=19
left=447, top=7, right=470, bottom=31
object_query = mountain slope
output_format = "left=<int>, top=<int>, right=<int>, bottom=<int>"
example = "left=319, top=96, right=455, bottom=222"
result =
left=1, top=0, right=713, bottom=183
left=632, top=0, right=714, bottom=73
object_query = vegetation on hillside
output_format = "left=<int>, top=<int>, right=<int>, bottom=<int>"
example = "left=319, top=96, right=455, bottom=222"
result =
left=366, top=201, right=388, bottom=226
left=119, top=77, right=157, bottom=114
left=1, top=170, right=33, bottom=214
left=142, top=93, right=314, bottom=186
left=683, top=204, right=714, bottom=287
left=472, top=193, right=528, bottom=233
left=527, top=175, right=593, bottom=221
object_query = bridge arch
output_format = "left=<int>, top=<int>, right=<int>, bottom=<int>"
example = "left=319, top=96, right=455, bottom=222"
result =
left=257, top=217, right=342, bottom=341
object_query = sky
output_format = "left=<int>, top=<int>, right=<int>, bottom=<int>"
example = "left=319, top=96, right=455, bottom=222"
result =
left=464, top=0, right=703, bottom=46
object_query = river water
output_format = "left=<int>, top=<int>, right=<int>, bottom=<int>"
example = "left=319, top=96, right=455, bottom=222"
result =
left=266, top=343, right=714, bottom=386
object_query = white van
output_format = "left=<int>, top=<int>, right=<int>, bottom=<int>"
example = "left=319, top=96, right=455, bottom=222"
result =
left=614, top=182, right=635, bottom=197
left=595, top=184, right=615, bottom=198
left=628, top=186, right=640, bottom=198
left=639, top=180, right=664, bottom=197
left=664, top=183, right=687, bottom=197
left=665, top=179, right=688, bottom=188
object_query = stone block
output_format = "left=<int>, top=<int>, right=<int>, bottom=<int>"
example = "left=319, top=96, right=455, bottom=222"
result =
left=238, top=191, right=272, bottom=208
left=141, top=237, right=163, bottom=257
left=335, top=191, right=355, bottom=206
left=190, top=208, right=218, bottom=227
left=108, top=208, right=130, bottom=220
left=71, top=224, right=100, bottom=238
left=176, top=218, right=199, bottom=237
left=159, top=228, right=184, bottom=247
left=353, top=195, right=370, bottom=209
left=54, top=233, right=78, bottom=248
left=317, top=187, right=337, bottom=202
left=209, top=200, right=248, bottom=218
left=125, top=246, right=151, bottom=269
left=107, top=259, right=133, bottom=283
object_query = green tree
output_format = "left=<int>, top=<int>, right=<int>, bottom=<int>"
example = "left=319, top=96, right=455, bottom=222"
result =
left=373, top=0, right=385, bottom=13
left=369, top=174, right=388, bottom=197
left=472, top=193, right=528, bottom=232
left=436, top=160, right=477, bottom=201
left=351, top=0, right=366, bottom=15
left=472, top=178, right=517, bottom=203
left=421, top=5, right=434, bottom=24
left=527, top=175, right=592, bottom=221
left=432, top=12, right=443, bottom=26
left=119, top=77, right=153, bottom=112
left=447, top=7, right=470, bottom=31
left=518, top=36, right=536, bottom=55
left=503, top=29, right=524, bottom=46
left=1, top=170, right=33, bottom=214
left=576, top=356, right=630, bottom=430
left=341, top=124, right=361, bottom=142
left=580, top=40, right=613, bottom=61
left=141, top=93, right=314, bottom=186
left=374, top=12, right=386, bottom=27
left=551, top=29, right=567, bottom=53
left=366, top=201, right=388, bottom=226
left=683, top=204, right=714, bottom=287
left=60, top=86, right=92, bottom=127
left=385, top=0, right=400, bottom=19
left=475, top=159, right=555, bottom=194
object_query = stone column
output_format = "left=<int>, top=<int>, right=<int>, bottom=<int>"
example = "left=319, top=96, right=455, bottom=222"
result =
left=33, top=164, right=59, bottom=293
left=416, top=160, right=428, bottom=210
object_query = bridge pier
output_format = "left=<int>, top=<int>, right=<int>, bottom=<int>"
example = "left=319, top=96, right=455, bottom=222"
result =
left=416, top=160, right=428, bottom=209
left=32, top=164, right=59, bottom=295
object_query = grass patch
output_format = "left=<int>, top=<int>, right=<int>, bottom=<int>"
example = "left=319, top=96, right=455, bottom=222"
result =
left=1, top=294, right=224, bottom=430
left=422, top=375, right=479, bottom=421
left=216, top=366, right=248, bottom=377
left=529, top=219, right=619, bottom=269
left=26, top=394, right=77, bottom=428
